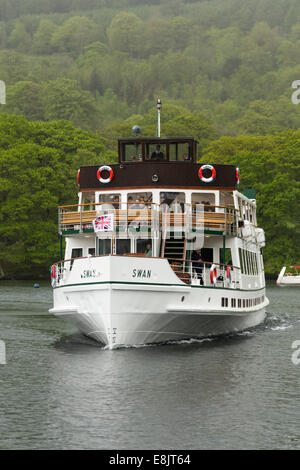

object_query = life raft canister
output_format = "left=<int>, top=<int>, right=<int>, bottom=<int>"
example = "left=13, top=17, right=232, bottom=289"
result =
left=97, top=165, right=114, bottom=184
left=210, top=264, right=217, bottom=285
left=198, top=164, right=216, bottom=183
left=235, top=167, right=240, bottom=186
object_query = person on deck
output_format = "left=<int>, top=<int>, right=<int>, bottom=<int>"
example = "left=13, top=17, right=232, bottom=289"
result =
left=145, top=243, right=152, bottom=257
left=151, top=145, right=164, bottom=160
left=191, top=249, right=204, bottom=285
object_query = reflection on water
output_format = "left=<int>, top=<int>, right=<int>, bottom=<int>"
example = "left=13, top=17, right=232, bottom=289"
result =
left=0, top=281, right=299, bottom=449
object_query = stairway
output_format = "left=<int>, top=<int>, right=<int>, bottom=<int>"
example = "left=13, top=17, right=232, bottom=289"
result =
left=162, top=237, right=186, bottom=260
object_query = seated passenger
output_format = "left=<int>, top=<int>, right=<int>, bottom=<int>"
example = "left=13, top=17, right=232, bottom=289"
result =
left=151, top=145, right=164, bottom=160
left=183, top=153, right=191, bottom=161
left=113, top=195, right=120, bottom=209
left=145, top=243, right=152, bottom=257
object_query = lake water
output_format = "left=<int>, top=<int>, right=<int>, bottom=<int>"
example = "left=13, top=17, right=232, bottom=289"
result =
left=0, top=281, right=299, bottom=450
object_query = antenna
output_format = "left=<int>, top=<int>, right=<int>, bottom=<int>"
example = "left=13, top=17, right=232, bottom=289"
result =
left=157, top=98, right=162, bottom=137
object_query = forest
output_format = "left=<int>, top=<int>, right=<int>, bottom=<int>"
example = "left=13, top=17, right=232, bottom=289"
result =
left=0, top=0, right=299, bottom=278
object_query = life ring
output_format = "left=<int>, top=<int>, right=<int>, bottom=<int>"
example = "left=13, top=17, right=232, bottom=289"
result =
left=50, top=265, right=56, bottom=287
left=226, top=265, right=231, bottom=285
left=235, top=167, right=240, bottom=186
left=198, top=164, right=216, bottom=183
left=210, top=264, right=217, bottom=285
left=77, top=169, right=80, bottom=186
left=97, top=165, right=114, bottom=184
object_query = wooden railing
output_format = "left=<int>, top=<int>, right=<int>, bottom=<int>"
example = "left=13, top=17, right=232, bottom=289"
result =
left=58, top=202, right=239, bottom=236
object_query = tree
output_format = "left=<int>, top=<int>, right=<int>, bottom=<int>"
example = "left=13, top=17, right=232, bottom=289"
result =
left=5, top=81, right=44, bottom=120
left=41, top=78, right=98, bottom=129
left=107, top=12, right=144, bottom=57
left=51, top=16, right=97, bottom=56
left=8, top=22, right=31, bottom=52
left=31, top=19, right=57, bottom=54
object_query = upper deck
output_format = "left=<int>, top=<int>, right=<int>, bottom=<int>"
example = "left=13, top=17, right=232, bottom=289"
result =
left=78, top=137, right=238, bottom=191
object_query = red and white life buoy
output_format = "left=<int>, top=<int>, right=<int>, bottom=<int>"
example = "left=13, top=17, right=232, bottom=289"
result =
left=235, top=167, right=240, bottom=186
left=210, top=264, right=217, bottom=285
left=198, top=164, right=216, bottom=183
left=97, top=165, right=114, bottom=184
left=50, top=265, right=56, bottom=287
left=226, top=265, right=231, bottom=285
left=77, top=169, right=80, bottom=186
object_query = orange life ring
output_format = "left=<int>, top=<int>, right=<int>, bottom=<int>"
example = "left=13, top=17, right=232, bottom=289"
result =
left=198, top=164, right=216, bottom=183
left=226, top=265, right=231, bottom=285
left=235, top=167, right=240, bottom=186
left=97, top=165, right=114, bottom=184
left=210, top=264, right=217, bottom=284
left=50, top=265, right=56, bottom=287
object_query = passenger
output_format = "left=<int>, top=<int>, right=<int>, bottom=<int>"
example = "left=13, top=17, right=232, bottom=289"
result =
left=113, top=195, right=120, bottom=209
left=191, top=249, right=204, bottom=285
left=183, top=153, right=191, bottom=161
left=145, top=243, right=152, bottom=257
left=151, top=145, right=164, bottom=160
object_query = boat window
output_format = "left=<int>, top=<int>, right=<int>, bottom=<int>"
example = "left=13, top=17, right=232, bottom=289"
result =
left=160, top=192, right=185, bottom=212
left=220, top=191, right=234, bottom=208
left=82, top=192, right=95, bottom=210
left=70, top=248, right=83, bottom=269
left=128, top=192, right=153, bottom=208
left=145, top=143, right=166, bottom=160
left=200, top=248, right=213, bottom=263
left=169, top=142, right=191, bottom=161
left=116, top=239, right=130, bottom=255
left=219, top=248, right=232, bottom=265
left=88, top=248, right=95, bottom=256
left=97, top=193, right=120, bottom=211
left=239, top=248, right=244, bottom=274
left=97, top=239, right=111, bottom=255
left=121, top=142, right=142, bottom=162
left=71, top=248, right=82, bottom=258
left=191, top=193, right=215, bottom=212
left=137, top=239, right=152, bottom=256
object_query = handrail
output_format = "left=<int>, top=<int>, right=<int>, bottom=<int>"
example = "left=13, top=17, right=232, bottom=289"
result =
left=58, top=202, right=239, bottom=211
left=167, top=257, right=240, bottom=270
left=53, top=254, right=240, bottom=270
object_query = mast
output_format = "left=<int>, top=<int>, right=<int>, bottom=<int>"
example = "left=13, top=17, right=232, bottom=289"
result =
left=157, top=98, right=162, bottom=137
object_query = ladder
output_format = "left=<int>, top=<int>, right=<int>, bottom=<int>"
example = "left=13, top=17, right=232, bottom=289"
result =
left=162, top=237, right=186, bottom=260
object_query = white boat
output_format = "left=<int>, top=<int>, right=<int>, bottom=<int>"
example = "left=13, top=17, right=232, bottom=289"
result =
left=49, top=101, right=269, bottom=349
left=276, top=266, right=300, bottom=286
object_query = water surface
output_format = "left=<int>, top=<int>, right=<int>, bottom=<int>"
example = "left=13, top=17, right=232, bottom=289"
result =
left=0, top=281, right=299, bottom=449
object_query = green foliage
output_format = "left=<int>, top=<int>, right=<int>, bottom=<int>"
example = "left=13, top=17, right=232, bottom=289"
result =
left=0, top=113, right=113, bottom=279
left=203, top=132, right=300, bottom=273
left=0, top=0, right=300, bottom=277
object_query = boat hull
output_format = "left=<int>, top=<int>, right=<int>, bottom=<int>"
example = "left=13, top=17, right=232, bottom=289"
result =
left=50, top=281, right=267, bottom=349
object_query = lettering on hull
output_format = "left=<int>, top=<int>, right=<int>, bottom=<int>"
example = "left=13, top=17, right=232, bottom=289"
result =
left=132, top=269, right=152, bottom=279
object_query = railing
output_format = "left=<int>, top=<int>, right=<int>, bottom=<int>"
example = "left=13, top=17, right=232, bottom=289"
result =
left=50, top=254, right=240, bottom=289
left=168, top=258, right=241, bottom=287
left=58, top=202, right=239, bottom=236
